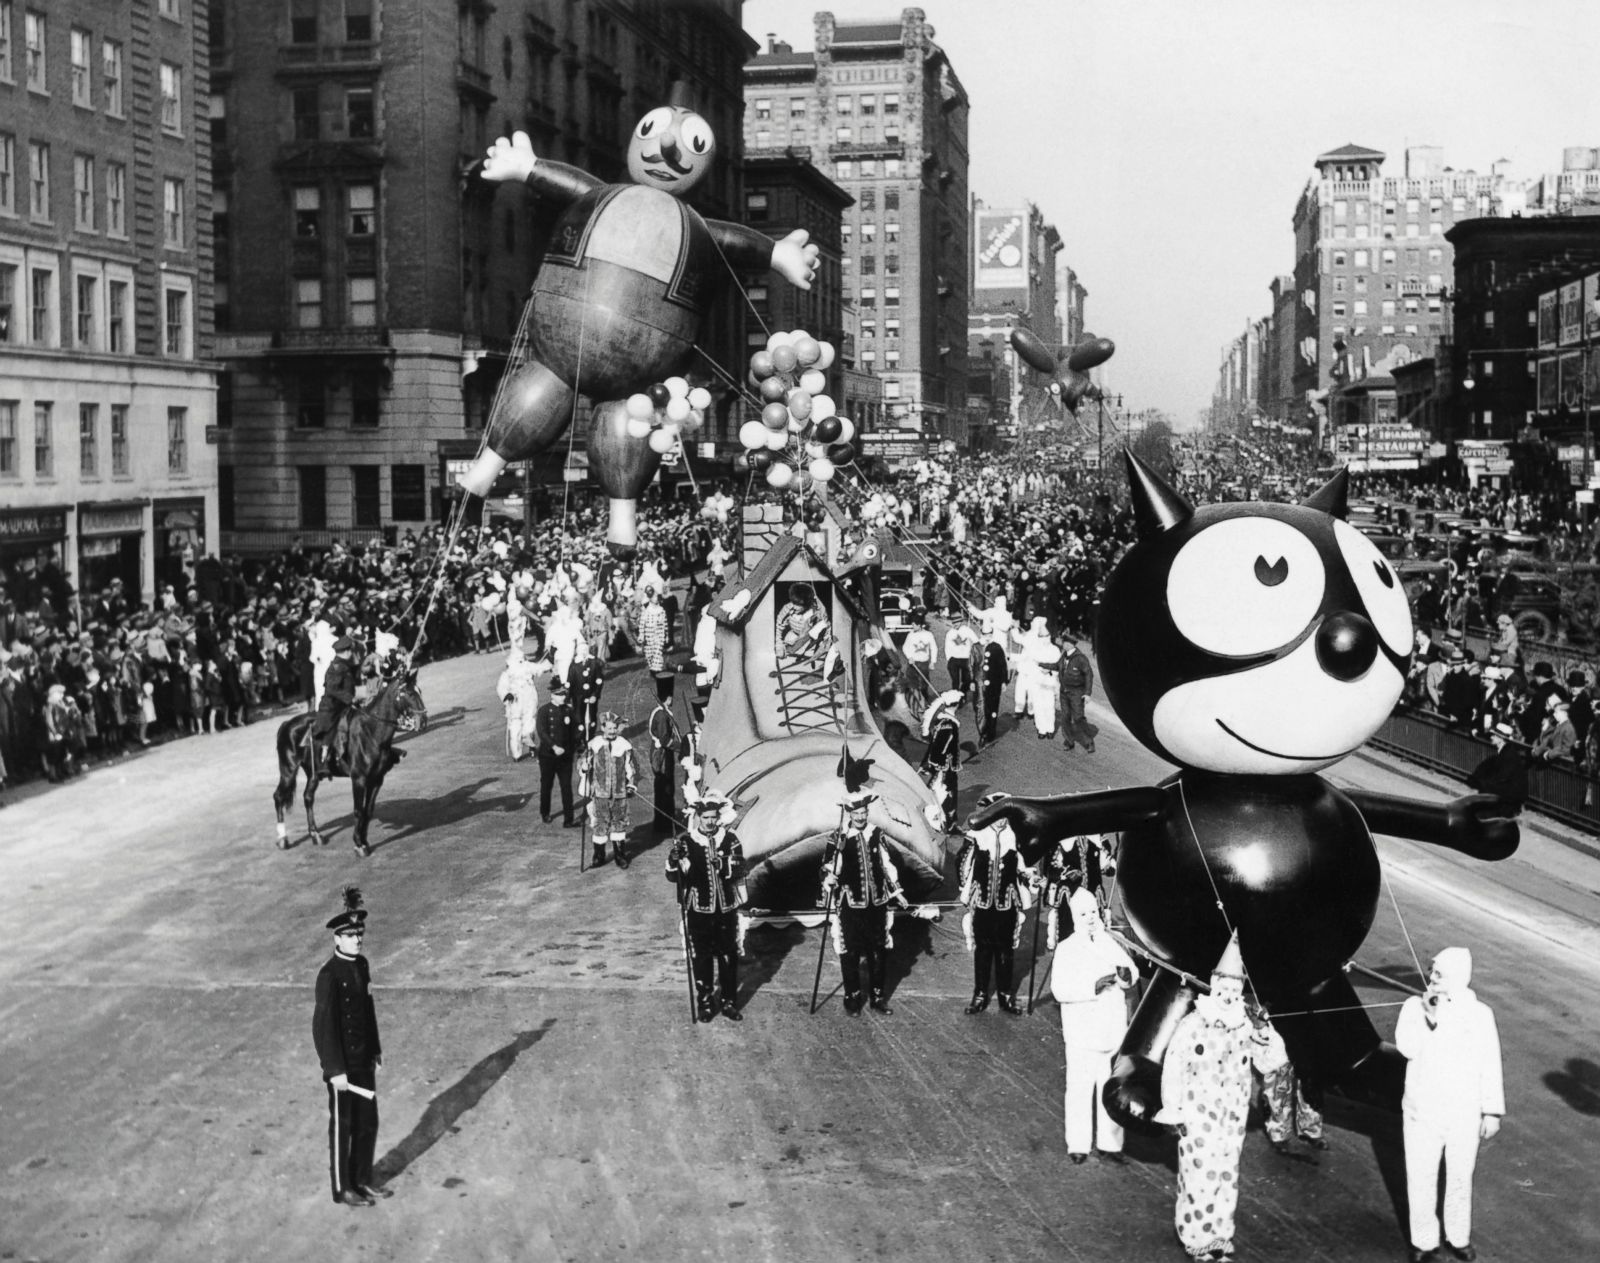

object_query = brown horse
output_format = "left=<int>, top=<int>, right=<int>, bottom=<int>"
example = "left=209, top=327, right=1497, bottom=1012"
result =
left=273, top=669, right=428, bottom=855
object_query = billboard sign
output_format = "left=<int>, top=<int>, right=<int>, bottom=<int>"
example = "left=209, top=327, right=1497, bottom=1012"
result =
left=974, top=209, right=1028, bottom=291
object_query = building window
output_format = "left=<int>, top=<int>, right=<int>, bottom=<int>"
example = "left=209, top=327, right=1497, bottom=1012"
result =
left=159, top=62, right=183, bottom=133
left=860, top=254, right=875, bottom=275
left=218, top=464, right=234, bottom=531
left=345, top=87, right=373, bottom=138
left=860, top=286, right=875, bottom=307
left=69, top=26, right=90, bottom=106
left=392, top=465, right=426, bottom=520
left=884, top=318, right=900, bottom=339
left=74, top=273, right=96, bottom=346
left=105, top=161, right=125, bottom=236
left=1382, top=300, right=1396, bottom=317
left=1332, top=277, right=1347, bottom=294
left=344, top=0, right=372, bottom=42
left=883, top=92, right=899, bottom=115
left=1332, top=250, right=1347, bottom=268
left=835, top=160, right=853, bottom=180
left=1353, top=300, right=1367, bottom=316
left=110, top=404, right=127, bottom=474
left=789, top=97, right=806, bottom=119
left=159, top=0, right=180, bottom=18
left=884, top=220, right=899, bottom=243
left=351, top=465, right=381, bottom=527
left=293, top=86, right=319, bottom=140
left=0, top=132, right=13, bottom=214
left=745, top=191, right=769, bottom=220
left=860, top=159, right=877, bottom=178
left=754, top=98, right=771, bottom=120
left=1354, top=276, right=1367, bottom=293
left=0, top=3, right=11, bottom=83
left=290, top=0, right=317, bottom=44
left=162, top=177, right=184, bottom=246
left=0, top=400, right=15, bottom=476
left=29, top=264, right=53, bottom=344
left=28, top=140, right=48, bottom=219
left=352, top=374, right=380, bottom=427
left=347, top=183, right=374, bottom=235
left=295, top=277, right=322, bottom=328
left=79, top=402, right=97, bottom=475
left=0, top=263, right=13, bottom=343
left=163, top=287, right=189, bottom=356
left=107, top=278, right=128, bottom=351
left=861, top=349, right=875, bottom=364
left=298, top=465, right=327, bottom=528
left=23, top=8, right=43, bottom=92
left=884, top=380, right=901, bottom=399
left=1353, top=249, right=1369, bottom=268
left=835, top=126, right=851, bottom=143
left=348, top=275, right=376, bottom=326
left=884, top=285, right=900, bottom=308
left=33, top=400, right=51, bottom=476
left=294, top=186, right=320, bottom=237
left=73, top=154, right=93, bottom=230
left=102, top=39, right=122, bottom=115
left=860, top=93, right=876, bottom=116
left=884, top=349, right=899, bottom=368
left=297, top=377, right=326, bottom=428
left=1381, top=249, right=1396, bottom=267
left=884, top=158, right=901, bottom=178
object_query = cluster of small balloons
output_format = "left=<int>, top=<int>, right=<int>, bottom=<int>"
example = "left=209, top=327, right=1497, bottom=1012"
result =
left=735, top=331, right=859, bottom=491
left=698, top=489, right=737, bottom=526
left=624, top=377, right=713, bottom=456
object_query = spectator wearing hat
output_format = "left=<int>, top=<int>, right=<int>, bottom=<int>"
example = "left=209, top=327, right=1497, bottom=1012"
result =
left=580, top=710, right=636, bottom=867
left=1532, top=699, right=1578, bottom=765
left=1050, top=886, right=1136, bottom=1164
left=918, top=690, right=963, bottom=831
left=821, top=791, right=907, bottom=1015
left=647, top=672, right=682, bottom=837
left=1565, top=670, right=1593, bottom=768
left=666, top=790, right=747, bottom=1021
left=958, top=795, right=1038, bottom=1019
left=313, top=888, right=391, bottom=1208
left=1521, top=662, right=1565, bottom=745
left=311, top=636, right=360, bottom=771
left=1441, top=649, right=1478, bottom=731
left=535, top=681, right=578, bottom=826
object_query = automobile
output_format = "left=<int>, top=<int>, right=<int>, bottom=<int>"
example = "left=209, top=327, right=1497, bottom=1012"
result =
left=877, top=567, right=918, bottom=645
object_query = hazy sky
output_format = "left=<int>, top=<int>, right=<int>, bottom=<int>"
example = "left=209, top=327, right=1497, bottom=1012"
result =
left=741, top=0, right=1598, bottom=428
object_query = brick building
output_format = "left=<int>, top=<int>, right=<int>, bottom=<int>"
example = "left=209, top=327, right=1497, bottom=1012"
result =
left=210, top=0, right=755, bottom=546
left=744, top=8, right=970, bottom=451
left=1, top=0, right=217, bottom=606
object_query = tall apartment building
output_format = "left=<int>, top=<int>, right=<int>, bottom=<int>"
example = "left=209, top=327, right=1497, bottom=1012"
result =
left=744, top=8, right=970, bottom=449
left=1290, top=144, right=1509, bottom=408
left=967, top=199, right=1061, bottom=450
left=1, top=0, right=217, bottom=607
left=211, top=0, right=754, bottom=547
left=1055, top=259, right=1087, bottom=350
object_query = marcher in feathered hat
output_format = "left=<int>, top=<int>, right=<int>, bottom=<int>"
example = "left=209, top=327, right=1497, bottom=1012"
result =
left=841, top=789, right=877, bottom=810
left=325, top=885, right=369, bottom=935
left=921, top=688, right=964, bottom=737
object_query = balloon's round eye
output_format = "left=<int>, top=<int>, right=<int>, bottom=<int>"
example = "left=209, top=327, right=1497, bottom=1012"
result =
left=636, top=107, right=673, bottom=139
left=680, top=115, right=714, bottom=155
left=1334, top=519, right=1412, bottom=654
left=1167, top=519, right=1325, bottom=656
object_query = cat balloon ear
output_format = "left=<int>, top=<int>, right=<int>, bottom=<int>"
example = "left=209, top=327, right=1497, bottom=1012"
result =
left=1300, top=467, right=1351, bottom=520
left=1124, top=450, right=1194, bottom=540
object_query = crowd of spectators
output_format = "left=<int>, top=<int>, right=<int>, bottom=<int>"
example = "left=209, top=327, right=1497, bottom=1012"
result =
left=0, top=489, right=732, bottom=805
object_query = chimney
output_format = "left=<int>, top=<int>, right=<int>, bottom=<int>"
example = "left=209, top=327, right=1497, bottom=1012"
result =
left=767, top=35, right=792, bottom=55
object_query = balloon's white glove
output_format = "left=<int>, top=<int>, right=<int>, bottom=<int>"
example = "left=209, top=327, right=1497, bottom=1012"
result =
left=483, top=131, right=537, bottom=183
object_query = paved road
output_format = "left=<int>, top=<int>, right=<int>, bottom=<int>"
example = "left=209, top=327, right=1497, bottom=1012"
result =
left=2, top=649, right=1598, bottom=1263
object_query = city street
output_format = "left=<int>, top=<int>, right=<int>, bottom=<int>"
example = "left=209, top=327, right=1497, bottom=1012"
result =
left=2, top=649, right=1598, bottom=1263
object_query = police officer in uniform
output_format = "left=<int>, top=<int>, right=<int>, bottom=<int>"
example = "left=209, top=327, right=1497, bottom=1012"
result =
left=312, top=887, right=391, bottom=1207
left=568, top=640, right=605, bottom=743
left=822, top=791, right=907, bottom=1015
left=535, top=678, right=577, bottom=826
left=648, top=671, right=682, bottom=837
left=956, top=792, right=1036, bottom=1014
left=311, top=635, right=360, bottom=772
left=666, top=790, right=747, bottom=1022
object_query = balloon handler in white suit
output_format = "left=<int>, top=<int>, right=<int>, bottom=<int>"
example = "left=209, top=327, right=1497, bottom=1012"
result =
left=496, top=646, right=544, bottom=761
left=1050, top=887, right=1136, bottom=1164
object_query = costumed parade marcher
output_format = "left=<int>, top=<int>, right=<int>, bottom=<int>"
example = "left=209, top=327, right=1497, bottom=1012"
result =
left=312, top=887, right=391, bottom=1207
left=648, top=671, right=682, bottom=837
left=822, top=791, right=907, bottom=1015
left=580, top=710, right=637, bottom=867
left=1253, top=1002, right=1327, bottom=1157
left=535, top=679, right=577, bottom=826
left=918, top=690, right=963, bottom=832
left=975, top=633, right=1007, bottom=745
left=943, top=617, right=979, bottom=698
left=638, top=586, right=670, bottom=675
left=495, top=645, right=542, bottom=761
left=310, top=636, right=359, bottom=772
left=1158, top=933, right=1281, bottom=1262
left=1040, top=834, right=1111, bottom=950
left=568, top=638, right=604, bottom=743
left=956, top=794, right=1035, bottom=1015
left=1397, top=947, right=1504, bottom=1263
left=1050, top=887, right=1135, bottom=1164
left=1012, top=617, right=1062, bottom=738
left=665, top=791, right=748, bottom=1022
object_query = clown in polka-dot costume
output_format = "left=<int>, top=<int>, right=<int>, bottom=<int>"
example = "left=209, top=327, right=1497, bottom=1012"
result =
left=1159, top=932, right=1281, bottom=1261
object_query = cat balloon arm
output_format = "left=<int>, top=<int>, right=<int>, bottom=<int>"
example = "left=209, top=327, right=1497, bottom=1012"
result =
left=967, top=788, right=1167, bottom=864
left=1344, top=789, right=1519, bottom=861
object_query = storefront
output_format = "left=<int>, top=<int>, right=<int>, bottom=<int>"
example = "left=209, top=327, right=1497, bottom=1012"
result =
left=0, top=505, right=71, bottom=611
left=77, top=502, right=147, bottom=601
left=153, top=497, right=207, bottom=594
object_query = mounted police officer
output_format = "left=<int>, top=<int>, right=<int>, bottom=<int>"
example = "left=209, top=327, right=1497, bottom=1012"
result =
left=821, top=790, right=907, bottom=1015
left=311, top=634, right=360, bottom=773
left=666, top=790, right=747, bottom=1022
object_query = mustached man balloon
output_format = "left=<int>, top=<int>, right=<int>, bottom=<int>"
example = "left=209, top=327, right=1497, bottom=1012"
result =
left=973, top=453, right=1519, bottom=1125
left=458, top=84, right=819, bottom=555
